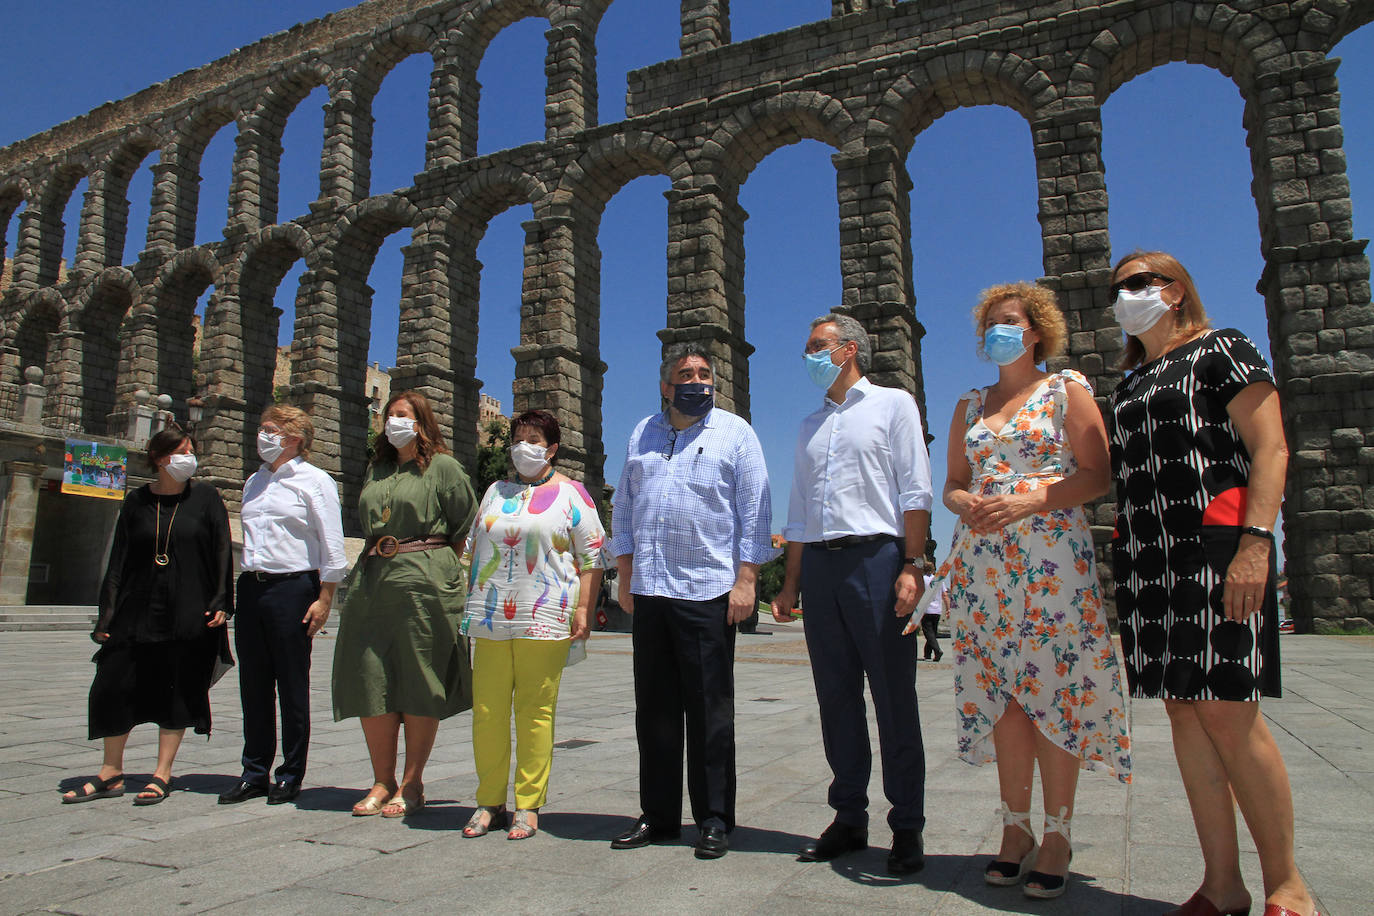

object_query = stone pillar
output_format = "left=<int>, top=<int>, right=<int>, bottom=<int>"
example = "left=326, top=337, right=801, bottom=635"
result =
left=663, top=183, right=752, bottom=417
left=228, top=126, right=277, bottom=232
left=1251, top=55, right=1374, bottom=631
left=17, top=366, right=44, bottom=425
left=0, top=461, right=46, bottom=605
left=322, top=94, right=369, bottom=204
left=1031, top=105, right=1116, bottom=394
left=833, top=145, right=921, bottom=399
left=122, top=389, right=158, bottom=443
left=44, top=327, right=84, bottom=429
left=511, top=215, right=605, bottom=489
left=391, top=236, right=457, bottom=450
left=428, top=56, right=472, bottom=167
left=545, top=24, right=594, bottom=141
left=145, top=156, right=198, bottom=253
left=681, top=0, right=730, bottom=56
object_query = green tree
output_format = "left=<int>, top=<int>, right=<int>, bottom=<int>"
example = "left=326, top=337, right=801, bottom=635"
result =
left=755, top=554, right=787, bottom=604
left=471, top=420, right=512, bottom=495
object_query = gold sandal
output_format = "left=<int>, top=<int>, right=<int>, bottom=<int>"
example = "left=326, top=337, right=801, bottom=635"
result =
left=381, top=787, right=424, bottom=818
left=351, top=784, right=396, bottom=817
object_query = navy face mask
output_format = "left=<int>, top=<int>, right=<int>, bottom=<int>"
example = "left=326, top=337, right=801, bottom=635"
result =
left=672, top=382, right=714, bottom=417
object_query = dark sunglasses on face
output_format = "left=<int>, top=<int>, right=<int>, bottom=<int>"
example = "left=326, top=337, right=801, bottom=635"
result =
left=1110, top=271, right=1175, bottom=300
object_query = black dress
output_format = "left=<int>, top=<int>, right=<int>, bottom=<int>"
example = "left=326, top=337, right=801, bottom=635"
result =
left=89, top=481, right=235, bottom=738
left=1109, top=328, right=1280, bottom=702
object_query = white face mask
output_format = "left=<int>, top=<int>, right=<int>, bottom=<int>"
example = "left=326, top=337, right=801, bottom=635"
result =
left=511, top=441, right=550, bottom=478
left=257, top=431, right=284, bottom=463
left=385, top=416, right=417, bottom=448
left=164, top=453, right=198, bottom=482
left=1113, top=286, right=1174, bottom=336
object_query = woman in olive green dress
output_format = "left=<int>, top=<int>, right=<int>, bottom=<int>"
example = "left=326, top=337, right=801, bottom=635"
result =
left=332, top=390, right=477, bottom=817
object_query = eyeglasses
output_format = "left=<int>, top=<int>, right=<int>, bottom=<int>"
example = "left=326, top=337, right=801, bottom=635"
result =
left=1110, top=271, right=1175, bottom=300
left=664, top=428, right=679, bottom=461
left=803, top=338, right=843, bottom=356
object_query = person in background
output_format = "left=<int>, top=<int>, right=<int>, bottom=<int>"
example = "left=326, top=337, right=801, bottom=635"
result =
left=332, top=391, right=477, bottom=818
left=1107, top=252, right=1316, bottom=916
left=460, top=410, right=605, bottom=841
left=219, top=405, right=346, bottom=806
left=64, top=425, right=233, bottom=806
left=609, top=342, right=774, bottom=860
left=918, top=572, right=944, bottom=663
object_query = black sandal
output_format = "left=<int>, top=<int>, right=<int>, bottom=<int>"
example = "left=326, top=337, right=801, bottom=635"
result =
left=62, top=773, right=125, bottom=804
left=133, top=776, right=174, bottom=806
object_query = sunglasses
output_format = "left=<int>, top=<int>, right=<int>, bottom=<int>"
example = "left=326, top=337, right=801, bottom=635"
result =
left=1110, top=271, right=1174, bottom=300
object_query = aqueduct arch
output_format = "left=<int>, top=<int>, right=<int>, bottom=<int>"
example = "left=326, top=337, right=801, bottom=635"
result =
left=0, top=0, right=1370, bottom=628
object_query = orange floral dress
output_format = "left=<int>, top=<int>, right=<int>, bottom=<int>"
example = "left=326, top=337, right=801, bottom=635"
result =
left=937, top=370, right=1131, bottom=782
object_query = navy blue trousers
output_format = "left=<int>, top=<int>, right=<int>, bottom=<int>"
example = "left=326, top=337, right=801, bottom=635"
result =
left=801, top=540, right=926, bottom=831
left=631, top=593, right=736, bottom=832
left=234, top=571, right=317, bottom=787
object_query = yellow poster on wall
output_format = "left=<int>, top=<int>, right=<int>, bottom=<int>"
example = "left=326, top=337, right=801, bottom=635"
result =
left=61, top=440, right=128, bottom=501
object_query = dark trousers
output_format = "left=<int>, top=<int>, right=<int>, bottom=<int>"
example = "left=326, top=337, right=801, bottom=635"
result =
left=801, top=540, right=926, bottom=831
left=631, top=593, right=736, bottom=832
left=234, top=571, right=317, bottom=787
left=920, top=615, right=941, bottom=659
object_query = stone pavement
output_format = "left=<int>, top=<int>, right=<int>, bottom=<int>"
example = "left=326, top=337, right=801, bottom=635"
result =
left=0, top=627, right=1368, bottom=915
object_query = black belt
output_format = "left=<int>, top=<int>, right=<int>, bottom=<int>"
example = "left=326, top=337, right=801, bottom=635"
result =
left=244, top=569, right=313, bottom=582
left=807, top=533, right=901, bottom=551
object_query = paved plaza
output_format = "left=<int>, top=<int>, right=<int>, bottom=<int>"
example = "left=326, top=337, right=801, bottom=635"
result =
left=0, top=627, right=1368, bottom=915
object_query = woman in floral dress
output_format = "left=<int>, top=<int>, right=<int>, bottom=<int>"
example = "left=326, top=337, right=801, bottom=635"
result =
left=925, top=282, right=1131, bottom=899
left=460, top=410, right=606, bottom=841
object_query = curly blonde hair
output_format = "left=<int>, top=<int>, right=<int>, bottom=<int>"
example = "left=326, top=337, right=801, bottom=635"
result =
left=972, top=282, right=1067, bottom=364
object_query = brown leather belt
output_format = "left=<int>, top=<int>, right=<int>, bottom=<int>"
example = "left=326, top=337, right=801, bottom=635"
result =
left=366, top=535, right=450, bottom=558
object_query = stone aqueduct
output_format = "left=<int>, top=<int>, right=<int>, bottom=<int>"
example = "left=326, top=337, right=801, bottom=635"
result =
left=0, top=0, right=1371, bottom=626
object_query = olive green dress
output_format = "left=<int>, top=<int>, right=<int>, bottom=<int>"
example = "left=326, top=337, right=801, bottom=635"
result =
left=332, top=453, right=477, bottom=720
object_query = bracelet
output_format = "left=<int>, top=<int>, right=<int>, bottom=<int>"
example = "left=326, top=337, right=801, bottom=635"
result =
left=1241, top=525, right=1274, bottom=541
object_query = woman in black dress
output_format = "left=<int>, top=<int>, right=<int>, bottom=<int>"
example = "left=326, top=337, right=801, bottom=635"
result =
left=1108, top=252, right=1316, bottom=916
left=62, top=425, right=234, bottom=805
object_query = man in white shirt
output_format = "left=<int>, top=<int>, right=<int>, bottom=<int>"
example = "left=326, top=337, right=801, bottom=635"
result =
left=219, top=406, right=347, bottom=806
left=772, top=313, right=934, bottom=874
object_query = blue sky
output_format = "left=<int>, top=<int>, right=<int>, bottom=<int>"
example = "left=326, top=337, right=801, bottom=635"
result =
left=2, top=2, right=1371, bottom=560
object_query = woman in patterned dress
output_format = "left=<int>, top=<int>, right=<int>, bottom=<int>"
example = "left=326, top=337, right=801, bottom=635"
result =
left=460, top=410, right=606, bottom=841
left=1108, top=252, right=1315, bottom=916
left=924, top=282, right=1131, bottom=900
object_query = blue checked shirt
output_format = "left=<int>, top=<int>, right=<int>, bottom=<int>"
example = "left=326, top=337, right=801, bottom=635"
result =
left=610, top=407, right=776, bottom=601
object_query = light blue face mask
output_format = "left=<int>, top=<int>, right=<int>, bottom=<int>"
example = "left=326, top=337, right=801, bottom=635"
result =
left=983, top=324, right=1028, bottom=366
left=805, top=346, right=847, bottom=389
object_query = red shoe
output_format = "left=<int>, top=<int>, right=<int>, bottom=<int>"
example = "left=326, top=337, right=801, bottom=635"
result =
left=1262, top=905, right=1319, bottom=916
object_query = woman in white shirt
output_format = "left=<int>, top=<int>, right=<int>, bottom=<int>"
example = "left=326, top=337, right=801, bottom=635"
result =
left=460, top=410, right=606, bottom=840
left=218, top=406, right=347, bottom=806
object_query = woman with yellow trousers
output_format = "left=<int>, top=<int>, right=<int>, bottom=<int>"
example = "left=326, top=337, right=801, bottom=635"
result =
left=460, top=410, right=606, bottom=840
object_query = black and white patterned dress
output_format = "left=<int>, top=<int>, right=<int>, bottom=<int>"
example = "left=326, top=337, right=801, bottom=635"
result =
left=1109, top=328, right=1281, bottom=701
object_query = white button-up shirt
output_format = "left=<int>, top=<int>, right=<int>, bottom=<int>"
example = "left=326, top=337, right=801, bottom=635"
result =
left=240, top=457, right=348, bottom=582
left=782, top=376, right=934, bottom=543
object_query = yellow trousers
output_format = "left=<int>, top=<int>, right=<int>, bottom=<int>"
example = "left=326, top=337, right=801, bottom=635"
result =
left=471, top=637, right=569, bottom=810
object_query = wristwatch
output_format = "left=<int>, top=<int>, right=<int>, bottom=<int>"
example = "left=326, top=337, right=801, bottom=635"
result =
left=1241, top=525, right=1275, bottom=541
left=904, top=556, right=928, bottom=571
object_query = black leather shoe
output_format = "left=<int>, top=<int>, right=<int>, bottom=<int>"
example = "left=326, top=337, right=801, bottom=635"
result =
left=611, top=816, right=681, bottom=849
left=887, top=828, right=925, bottom=874
left=218, top=780, right=268, bottom=805
left=797, top=821, right=868, bottom=862
left=266, top=781, right=301, bottom=805
left=694, top=825, right=729, bottom=859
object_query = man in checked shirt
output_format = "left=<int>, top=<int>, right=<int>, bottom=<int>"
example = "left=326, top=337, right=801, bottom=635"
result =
left=608, top=341, right=775, bottom=861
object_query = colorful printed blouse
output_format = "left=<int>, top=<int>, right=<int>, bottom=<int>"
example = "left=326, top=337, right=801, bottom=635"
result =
left=461, top=477, right=606, bottom=640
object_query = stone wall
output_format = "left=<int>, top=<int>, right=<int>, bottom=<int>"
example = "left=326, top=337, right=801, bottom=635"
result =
left=0, top=0, right=1371, bottom=628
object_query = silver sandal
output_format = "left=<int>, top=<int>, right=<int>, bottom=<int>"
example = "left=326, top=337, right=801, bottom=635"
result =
left=508, top=808, right=539, bottom=840
left=462, top=805, right=506, bottom=837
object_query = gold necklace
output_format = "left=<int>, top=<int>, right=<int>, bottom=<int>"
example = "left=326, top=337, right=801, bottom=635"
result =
left=154, top=499, right=179, bottom=567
